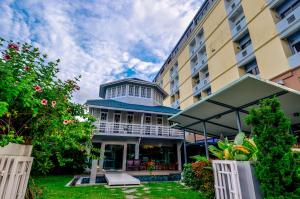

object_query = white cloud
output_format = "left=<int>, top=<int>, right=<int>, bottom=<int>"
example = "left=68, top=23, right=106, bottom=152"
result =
left=0, top=0, right=204, bottom=103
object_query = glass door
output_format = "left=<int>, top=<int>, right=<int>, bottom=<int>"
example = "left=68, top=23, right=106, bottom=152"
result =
left=113, top=113, right=121, bottom=133
left=127, top=114, right=134, bottom=134
left=103, top=144, right=124, bottom=170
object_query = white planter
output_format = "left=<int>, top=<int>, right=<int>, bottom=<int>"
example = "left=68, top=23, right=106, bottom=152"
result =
left=0, top=143, right=33, bottom=199
left=212, top=160, right=262, bottom=199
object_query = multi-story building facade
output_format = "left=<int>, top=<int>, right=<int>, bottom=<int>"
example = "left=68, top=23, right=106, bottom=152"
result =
left=154, top=0, right=300, bottom=110
left=85, top=78, right=185, bottom=173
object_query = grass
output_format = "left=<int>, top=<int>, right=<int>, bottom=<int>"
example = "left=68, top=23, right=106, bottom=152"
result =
left=32, top=175, right=206, bottom=199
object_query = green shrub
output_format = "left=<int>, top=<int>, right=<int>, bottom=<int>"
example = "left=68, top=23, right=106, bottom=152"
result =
left=246, top=98, right=299, bottom=198
left=192, top=160, right=215, bottom=199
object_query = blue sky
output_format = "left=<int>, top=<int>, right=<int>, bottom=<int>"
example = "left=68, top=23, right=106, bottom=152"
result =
left=0, top=0, right=204, bottom=103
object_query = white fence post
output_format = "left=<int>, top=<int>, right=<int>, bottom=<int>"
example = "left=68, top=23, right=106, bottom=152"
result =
left=0, top=143, right=33, bottom=199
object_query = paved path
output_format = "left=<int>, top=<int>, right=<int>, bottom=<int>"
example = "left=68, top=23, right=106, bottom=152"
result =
left=105, top=173, right=140, bottom=186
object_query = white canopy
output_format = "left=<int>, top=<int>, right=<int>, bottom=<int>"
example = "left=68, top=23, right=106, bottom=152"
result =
left=169, top=75, right=300, bottom=138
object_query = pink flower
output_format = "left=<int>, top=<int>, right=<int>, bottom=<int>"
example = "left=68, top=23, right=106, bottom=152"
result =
left=8, top=43, right=19, bottom=51
left=51, top=101, right=56, bottom=108
left=3, top=54, right=11, bottom=61
left=24, top=66, right=30, bottom=71
left=41, top=99, right=47, bottom=105
left=63, top=120, right=69, bottom=125
left=34, top=85, right=42, bottom=92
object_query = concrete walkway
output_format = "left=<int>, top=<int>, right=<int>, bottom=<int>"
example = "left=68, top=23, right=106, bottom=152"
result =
left=105, top=173, right=141, bottom=186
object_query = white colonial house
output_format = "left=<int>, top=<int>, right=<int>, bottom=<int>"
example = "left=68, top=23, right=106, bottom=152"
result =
left=85, top=78, right=184, bottom=176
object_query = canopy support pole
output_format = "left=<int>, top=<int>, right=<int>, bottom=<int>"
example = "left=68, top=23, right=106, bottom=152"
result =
left=183, top=130, right=187, bottom=164
left=194, top=133, right=197, bottom=143
left=236, top=110, right=242, bottom=132
left=202, top=122, right=209, bottom=159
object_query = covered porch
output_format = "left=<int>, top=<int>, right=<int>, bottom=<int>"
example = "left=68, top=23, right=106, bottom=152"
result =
left=169, top=75, right=300, bottom=161
left=90, top=136, right=183, bottom=182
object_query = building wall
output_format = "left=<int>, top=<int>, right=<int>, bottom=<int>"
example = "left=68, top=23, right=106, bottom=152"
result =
left=156, top=0, right=299, bottom=110
left=271, top=66, right=300, bottom=91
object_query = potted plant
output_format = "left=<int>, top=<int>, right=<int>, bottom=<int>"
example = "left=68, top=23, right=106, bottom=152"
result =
left=209, top=132, right=261, bottom=199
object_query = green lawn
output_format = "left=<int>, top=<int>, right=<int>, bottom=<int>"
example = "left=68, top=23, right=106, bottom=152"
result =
left=32, top=175, right=206, bottom=199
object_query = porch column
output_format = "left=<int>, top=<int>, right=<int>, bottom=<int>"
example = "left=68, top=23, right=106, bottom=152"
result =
left=236, top=110, right=242, bottom=132
left=99, top=143, right=106, bottom=170
left=202, top=122, right=209, bottom=159
left=134, top=143, right=139, bottom=160
left=183, top=130, right=187, bottom=164
left=177, top=142, right=183, bottom=171
left=122, top=143, right=128, bottom=171
left=90, top=159, right=97, bottom=184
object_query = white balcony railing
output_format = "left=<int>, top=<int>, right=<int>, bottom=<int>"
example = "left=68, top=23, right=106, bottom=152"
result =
left=231, top=17, right=247, bottom=41
left=171, top=99, right=180, bottom=109
left=193, top=77, right=210, bottom=96
left=93, top=122, right=184, bottom=139
left=236, top=43, right=255, bottom=67
left=276, top=4, right=300, bottom=38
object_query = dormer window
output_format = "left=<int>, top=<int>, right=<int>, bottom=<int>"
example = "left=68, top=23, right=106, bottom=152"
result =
left=146, top=88, right=151, bottom=98
left=141, top=87, right=146, bottom=97
left=134, top=85, right=139, bottom=96
left=112, top=87, right=116, bottom=98
left=121, top=85, right=126, bottom=96
left=129, top=85, right=134, bottom=96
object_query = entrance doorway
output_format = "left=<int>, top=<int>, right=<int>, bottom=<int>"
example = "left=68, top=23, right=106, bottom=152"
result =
left=103, top=145, right=124, bottom=170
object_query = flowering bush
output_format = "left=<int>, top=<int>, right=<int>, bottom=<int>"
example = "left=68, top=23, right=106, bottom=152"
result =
left=0, top=38, right=95, bottom=174
left=182, top=158, right=214, bottom=199
left=146, top=161, right=155, bottom=175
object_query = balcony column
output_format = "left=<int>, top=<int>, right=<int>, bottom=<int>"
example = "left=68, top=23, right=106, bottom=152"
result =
left=90, top=160, right=97, bottom=184
left=177, top=142, right=182, bottom=171
left=122, top=143, right=128, bottom=171
left=140, top=113, right=145, bottom=135
left=236, top=110, right=242, bottom=132
left=202, top=122, right=209, bottom=159
left=99, top=143, right=106, bottom=171
left=134, top=143, right=139, bottom=160
left=183, top=130, right=187, bottom=164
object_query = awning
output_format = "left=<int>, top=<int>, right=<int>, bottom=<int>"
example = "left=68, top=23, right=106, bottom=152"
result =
left=169, top=75, right=300, bottom=138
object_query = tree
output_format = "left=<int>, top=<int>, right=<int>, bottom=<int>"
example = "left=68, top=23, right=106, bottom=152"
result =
left=0, top=38, right=95, bottom=174
left=245, top=98, right=298, bottom=198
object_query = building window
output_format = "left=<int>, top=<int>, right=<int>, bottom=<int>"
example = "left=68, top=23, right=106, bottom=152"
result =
left=146, top=88, right=151, bottom=98
left=121, top=85, right=126, bottom=96
left=117, top=86, right=121, bottom=97
left=106, top=88, right=111, bottom=99
left=141, top=87, right=146, bottom=97
left=134, top=85, right=139, bottom=97
left=100, top=112, right=107, bottom=121
left=111, top=87, right=116, bottom=98
left=129, top=85, right=134, bottom=96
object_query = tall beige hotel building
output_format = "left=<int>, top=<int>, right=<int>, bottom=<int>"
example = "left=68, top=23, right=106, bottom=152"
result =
left=154, top=0, right=300, bottom=110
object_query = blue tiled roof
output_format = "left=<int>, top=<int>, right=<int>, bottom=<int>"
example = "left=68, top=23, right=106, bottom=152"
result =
left=86, top=99, right=180, bottom=115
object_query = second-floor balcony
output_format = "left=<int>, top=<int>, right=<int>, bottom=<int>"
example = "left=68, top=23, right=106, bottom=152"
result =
left=276, top=3, right=300, bottom=38
left=192, top=77, right=210, bottom=96
left=191, top=55, right=208, bottom=76
left=171, top=99, right=180, bottom=109
left=231, top=17, right=248, bottom=41
left=236, top=43, right=255, bottom=67
left=93, top=122, right=184, bottom=139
